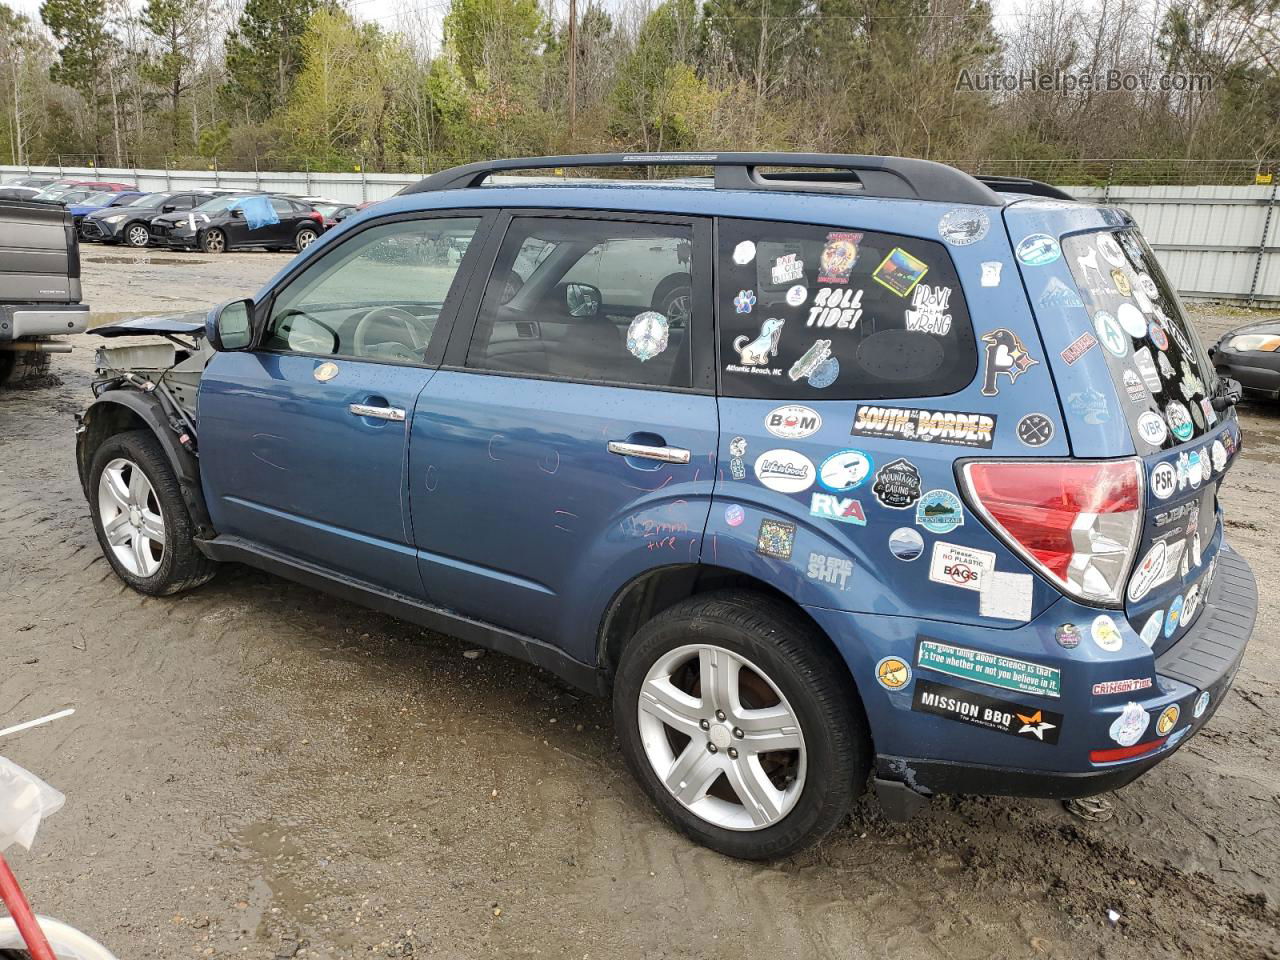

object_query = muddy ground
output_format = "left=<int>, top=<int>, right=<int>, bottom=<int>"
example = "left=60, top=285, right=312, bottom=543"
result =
left=1, top=248, right=1278, bottom=959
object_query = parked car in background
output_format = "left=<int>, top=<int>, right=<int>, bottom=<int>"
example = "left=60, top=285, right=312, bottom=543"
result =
left=81, top=190, right=231, bottom=246
left=0, top=185, right=43, bottom=201
left=73, top=152, right=1255, bottom=861
left=68, top=190, right=145, bottom=230
left=149, top=193, right=323, bottom=253
left=33, top=181, right=134, bottom=203
left=0, top=198, right=89, bottom=386
left=5, top=176, right=63, bottom=190
left=305, top=199, right=358, bottom=230
left=1209, top=320, right=1280, bottom=399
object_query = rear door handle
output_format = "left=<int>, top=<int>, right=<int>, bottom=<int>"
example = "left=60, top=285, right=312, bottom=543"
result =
left=607, top=440, right=690, bottom=464
left=349, top=402, right=406, bottom=422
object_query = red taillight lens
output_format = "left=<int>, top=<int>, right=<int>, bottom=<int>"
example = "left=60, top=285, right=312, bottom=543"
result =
left=309, top=211, right=324, bottom=223
left=961, top=459, right=1143, bottom=606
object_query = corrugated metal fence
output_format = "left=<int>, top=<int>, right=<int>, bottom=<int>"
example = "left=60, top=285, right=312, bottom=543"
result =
left=5, top=164, right=1278, bottom=305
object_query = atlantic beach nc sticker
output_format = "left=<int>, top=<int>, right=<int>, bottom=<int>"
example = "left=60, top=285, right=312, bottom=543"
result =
left=851, top=405, right=996, bottom=450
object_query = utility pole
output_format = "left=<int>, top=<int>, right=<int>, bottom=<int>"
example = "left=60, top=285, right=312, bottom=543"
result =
left=567, top=0, right=577, bottom=145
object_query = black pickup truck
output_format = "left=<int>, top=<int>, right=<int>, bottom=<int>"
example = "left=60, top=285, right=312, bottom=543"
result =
left=0, top=198, right=90, bottom=387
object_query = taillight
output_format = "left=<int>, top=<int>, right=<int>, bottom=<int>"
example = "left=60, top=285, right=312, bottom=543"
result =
left=309, top=211, right=324, bottom=224
left=960, top=459, right=1144, bottom=607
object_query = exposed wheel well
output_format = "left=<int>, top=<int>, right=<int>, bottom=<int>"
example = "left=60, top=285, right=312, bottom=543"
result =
left=76, top=402, right=149, bottom=489
left=597, top=564, right=853, bottom=691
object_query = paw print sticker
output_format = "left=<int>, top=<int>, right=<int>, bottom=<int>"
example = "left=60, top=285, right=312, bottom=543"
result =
left=733, top=289, right=757, bottom=314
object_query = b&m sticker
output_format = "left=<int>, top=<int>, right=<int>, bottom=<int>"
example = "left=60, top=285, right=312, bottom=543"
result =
left=916, top=638, right=1061, bottom=699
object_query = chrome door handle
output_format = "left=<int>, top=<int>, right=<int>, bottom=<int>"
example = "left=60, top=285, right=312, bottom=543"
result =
left=607, top=441, right=690, bottom=464
left=349, top=403, right=406, bottom=422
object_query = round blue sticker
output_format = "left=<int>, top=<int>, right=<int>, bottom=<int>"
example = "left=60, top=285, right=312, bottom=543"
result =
left=915, top=489, right=964, bottom=533
left=888, top=527, right=924, bottom=561
left=1016, top=233, right=1061, bottom=266
left=1165, top=595, right=1185, bottom=637
left=808, top=356, right=839, bottom=388
left=819, top=450, right=873, bottom=492
left=724, top=504, right=745, bottom=527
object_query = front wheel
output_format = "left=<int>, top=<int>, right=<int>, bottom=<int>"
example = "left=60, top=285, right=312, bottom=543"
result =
left=87, top=429, right=216, bottom=595
left=123, top=222, right=150, bottom=247
left=613, top=591, right=869, bottom=859
left=294, top=227, right=318, bottom=252
left=200, top=228, right=226, bottom=254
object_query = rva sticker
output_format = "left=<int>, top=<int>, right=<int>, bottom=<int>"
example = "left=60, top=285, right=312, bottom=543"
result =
left=916, top=637, right=1061, bottom=698
left=852, top=406, right=996, bottom=449
left=912, top=678, right=1062, bottom=744
left=809, top=492, right=866, bottom=526
left=928, top=542, right=995, bottom=593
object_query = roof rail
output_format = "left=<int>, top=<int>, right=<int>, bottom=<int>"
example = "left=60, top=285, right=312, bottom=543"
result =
left=974, top=175, right=1076, bottom=202
left=399, top=153, right=1006, bottom=206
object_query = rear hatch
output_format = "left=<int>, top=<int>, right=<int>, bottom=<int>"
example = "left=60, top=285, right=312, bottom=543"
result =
left=1009, top=201, right=1239, bottom=654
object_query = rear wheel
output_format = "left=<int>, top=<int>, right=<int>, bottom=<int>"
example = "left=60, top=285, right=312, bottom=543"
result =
left=201, top=228, right=226, bottom=254
left=613, top=590, right=868, bottom=859
left=295, top=227, right=318, bottom=252
left=87, top=429, right=217, bottom=595
left=124, top=222, right=150, bottom=247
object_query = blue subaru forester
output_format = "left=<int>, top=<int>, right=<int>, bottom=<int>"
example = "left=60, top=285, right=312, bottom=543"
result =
left=76, top=153, right=1257, bottom=860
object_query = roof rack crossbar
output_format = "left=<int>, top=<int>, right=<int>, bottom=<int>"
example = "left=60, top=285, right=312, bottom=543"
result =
left=400, top=153, right=1005, bottom=206
left=974, top=175, right=1076, bottom=202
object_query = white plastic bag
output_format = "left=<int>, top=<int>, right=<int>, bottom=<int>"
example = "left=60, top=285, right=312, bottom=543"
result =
left=0, top=756, right=64, bottom=852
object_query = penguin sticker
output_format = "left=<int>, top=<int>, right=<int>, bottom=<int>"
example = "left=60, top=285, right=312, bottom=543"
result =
left=980, top=328, right=1039, bottom=396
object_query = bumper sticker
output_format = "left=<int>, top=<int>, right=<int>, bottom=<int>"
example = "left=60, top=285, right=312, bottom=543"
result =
left=916, top=637, right=1061, bottom=698
left=912, top=678, right=1062, bottom=744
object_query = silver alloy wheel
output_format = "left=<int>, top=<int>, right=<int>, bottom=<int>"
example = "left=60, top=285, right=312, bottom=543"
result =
left=637, top=643, right=807, bottom=831
left=297, top=229, right=317, bottom=251
left=204, top=230, right=225, bottom=253
left=126, top=224, right=149, bottom=247
left=97, top=458, right=165, bottom=578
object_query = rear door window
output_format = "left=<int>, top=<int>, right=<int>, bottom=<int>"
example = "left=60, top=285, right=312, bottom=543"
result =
left=717, top=217, right=977, bottom=399
left=1061, top=229, right=1218, bottom=448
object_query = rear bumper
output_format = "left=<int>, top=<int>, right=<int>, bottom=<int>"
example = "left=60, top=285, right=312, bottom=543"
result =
left=889, top=544, right=1254, bottom=799
left=0, top=303, right=90, bottom=340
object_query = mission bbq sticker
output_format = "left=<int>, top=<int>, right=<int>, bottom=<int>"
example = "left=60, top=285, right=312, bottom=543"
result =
left=913, top=679, right=1062, bottom=744
left=851, top=406, right=996, bottom=450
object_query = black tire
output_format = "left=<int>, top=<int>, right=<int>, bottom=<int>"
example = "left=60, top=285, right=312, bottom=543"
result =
left=87, top=429, right=217, bottom=596
left=123, top=221, right=151, bottom=247
left=613, top=590, right=869, bottom=860
left=294, top=227, right=318, bottom=252
left=0, top=345, right=52, bottom=389
left=200, top=228, right=226, bottom=254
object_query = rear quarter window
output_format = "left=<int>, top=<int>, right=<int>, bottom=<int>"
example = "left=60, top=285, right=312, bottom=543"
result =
left=717, top=218, right=977, bottom=399
left=1061, top=228, right=1218, bottom=447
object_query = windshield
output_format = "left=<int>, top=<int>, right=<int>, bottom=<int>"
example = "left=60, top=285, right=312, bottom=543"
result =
left=125, top=192, right=166, bottom=206
left=79, top=192, right=114, bottom=206
left=193, top=195, right=257, bottom=213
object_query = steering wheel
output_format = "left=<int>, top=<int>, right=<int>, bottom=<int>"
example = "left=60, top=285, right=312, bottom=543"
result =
left=352, top=305, right=424, bottom=359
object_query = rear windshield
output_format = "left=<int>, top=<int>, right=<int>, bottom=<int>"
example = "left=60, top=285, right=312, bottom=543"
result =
left=1062, top=228, right=1218, bottom=448
left=717, top=217, right=977, bottom=400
